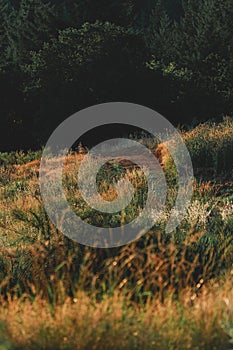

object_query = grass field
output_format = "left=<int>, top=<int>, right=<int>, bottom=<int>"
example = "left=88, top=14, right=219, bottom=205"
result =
left=0, top=118, right=232, bottom=349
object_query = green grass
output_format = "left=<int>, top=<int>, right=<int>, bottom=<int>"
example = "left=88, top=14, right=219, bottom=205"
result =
left=0, top=117, right=232, bottom=349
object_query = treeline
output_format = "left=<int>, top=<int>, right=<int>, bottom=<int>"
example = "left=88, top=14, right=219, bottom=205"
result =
left=0, top=0, right=233, bottom=150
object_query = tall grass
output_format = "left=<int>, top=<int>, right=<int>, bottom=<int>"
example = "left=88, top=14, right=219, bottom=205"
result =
left=183, top=116, right=233, bottom=177
left=0, top=118, right=232, bottom=348
left=0, top=276, right=232, bottom=350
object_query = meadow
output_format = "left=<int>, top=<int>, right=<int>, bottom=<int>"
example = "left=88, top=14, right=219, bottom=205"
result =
left=0, top=118, right=232, bottom=349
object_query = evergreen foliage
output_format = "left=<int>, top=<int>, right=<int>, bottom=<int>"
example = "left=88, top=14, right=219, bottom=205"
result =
left=0, top=0, right=232, bottom=150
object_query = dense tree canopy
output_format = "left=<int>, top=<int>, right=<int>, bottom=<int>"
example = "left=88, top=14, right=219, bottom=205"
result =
left=0, top=0, right=232, bottom=150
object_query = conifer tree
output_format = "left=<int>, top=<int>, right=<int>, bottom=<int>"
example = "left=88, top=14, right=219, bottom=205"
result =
left=147, top=0, right=233, bottom=119
left=0, top=0, right=54, bottom=65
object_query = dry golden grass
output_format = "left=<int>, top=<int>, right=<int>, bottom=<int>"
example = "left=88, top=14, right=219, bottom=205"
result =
left=0, top=119, right=233, bottom=349
left=0, top=273, right=232, bottom=349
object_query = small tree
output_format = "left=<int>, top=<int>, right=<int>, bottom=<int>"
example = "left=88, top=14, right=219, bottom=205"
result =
left=23, top=22, right=151, bottom=145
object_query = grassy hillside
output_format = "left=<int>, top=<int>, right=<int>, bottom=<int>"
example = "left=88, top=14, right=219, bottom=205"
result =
left=0, top=118, right=232, bottom=349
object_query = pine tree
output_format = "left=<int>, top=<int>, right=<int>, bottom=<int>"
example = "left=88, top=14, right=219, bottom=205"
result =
left=147, top=0, right=233, bottom=119
left=0, top=0, right=54, bottom=65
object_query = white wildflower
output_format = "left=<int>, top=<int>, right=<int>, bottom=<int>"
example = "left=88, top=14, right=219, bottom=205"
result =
left=187, top=200, right=214, bottom=227
left=220, top=200, right=233, bottom=221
